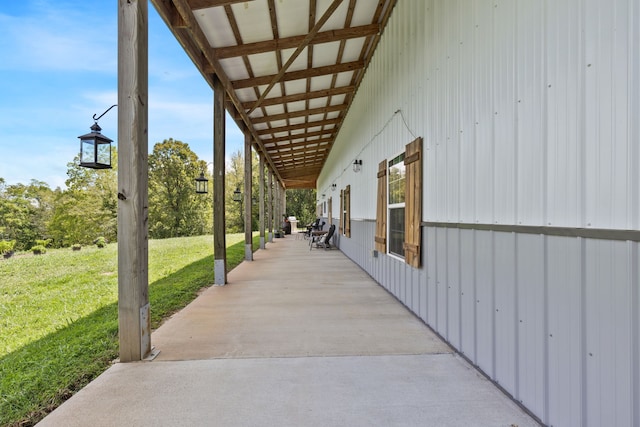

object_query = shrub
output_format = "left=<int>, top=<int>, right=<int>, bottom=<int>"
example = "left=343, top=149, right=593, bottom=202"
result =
left=0, top=240, right=16, bottom=254
left=31, top=245, right=47, bottom=255
left=95, top=237, right=106, bottom=248
left=35, top=239, right=52, bottom=248
left=72, top=244, right=82, bottom=251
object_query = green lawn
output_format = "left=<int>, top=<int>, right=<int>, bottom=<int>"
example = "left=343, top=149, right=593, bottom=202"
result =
left=0, top=234, right=258, bottom=426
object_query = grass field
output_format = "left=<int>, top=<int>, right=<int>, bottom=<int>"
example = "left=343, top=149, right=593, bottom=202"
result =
left=0, top=234, right=257, bottom=426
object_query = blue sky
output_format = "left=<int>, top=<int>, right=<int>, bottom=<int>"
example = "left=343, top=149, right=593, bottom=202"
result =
left=0, top=0, right=244, bottom=189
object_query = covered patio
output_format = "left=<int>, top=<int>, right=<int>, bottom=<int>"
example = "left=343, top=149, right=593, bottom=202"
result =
left=38, top=237, right=538, bottom=426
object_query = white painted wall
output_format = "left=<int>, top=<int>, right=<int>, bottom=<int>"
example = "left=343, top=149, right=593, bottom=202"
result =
left=319, top=1, right=640, bottom=426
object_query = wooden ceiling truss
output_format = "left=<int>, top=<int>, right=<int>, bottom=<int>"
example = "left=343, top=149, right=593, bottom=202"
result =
left=151, top=0, right=397, bottom=188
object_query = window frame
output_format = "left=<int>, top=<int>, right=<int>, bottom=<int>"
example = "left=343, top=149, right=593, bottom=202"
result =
left=387, top=151, right=406, bottom=260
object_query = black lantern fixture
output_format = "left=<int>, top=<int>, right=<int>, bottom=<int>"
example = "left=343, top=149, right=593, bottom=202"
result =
left=331, top=183, right=337, bottom=191
left=233, top=187, right=242, bottom=202
left=195, top=171, right=208, bottom=194
left=78, top=104, right=116, bottom=169
left=194, top=162, right=214, bottom=194
left=353, top=159, right=362, bottom=173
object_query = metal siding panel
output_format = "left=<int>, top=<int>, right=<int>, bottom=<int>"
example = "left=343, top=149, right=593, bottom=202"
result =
left=633, top=0, right=640, bottom=232
left=418, top=267, right=428, bottom=323
left=436, top=227, right=448, bottom=336
left=445, top=0, right=460, bottom=223
left=427, top=226, right=438, bottom=326
left=634, top=242, right=640, bottom=427
left=410, top=264, right=421, bottom=316
left=433, top=1, right=447, bottom=222
left=419, top=228, right=429, bottom=323
left=492, top=1, right=517, bottom=225
left=474, top=2, right=495, bottom=224
left=516, top=234, right=546, bottom=417
left=547, top=236, right=583, bottom=427
left=475, top=230, right=495, bottom=377
left=516, top=0, right=545, bottom=226
left=460, top=229, right=476, bottom=362
left=399, top=257, right=407, bottom=304
left=446, top=228, right=461, bottom=349
left=545, top=0, right=583, bottom=228
left=494, top=232, right=517, bottom=396
left=458, top=4, right=477, bottom=224
left=585, top=240, right=633, bottom=426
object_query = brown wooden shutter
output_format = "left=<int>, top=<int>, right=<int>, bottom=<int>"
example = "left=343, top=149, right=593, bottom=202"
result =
left=345, top=185, right=351, bottom=238
left=328, top=197, right=332, bottom=225
left=374, top=160, right=387, bottom=253
left=339, top=189, right=344, bottom=235
left=403, top=137, right=423, bottom=268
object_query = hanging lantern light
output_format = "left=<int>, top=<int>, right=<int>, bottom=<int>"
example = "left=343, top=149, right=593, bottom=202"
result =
left=195, top=171, right=208, bottom=194
left=78, top=122, right=113, bottom=169
left=233, top=187, right=242, bottom=202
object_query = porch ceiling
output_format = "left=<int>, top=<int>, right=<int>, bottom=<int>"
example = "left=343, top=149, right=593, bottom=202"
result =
left=150, top=0, right=397, bottom=189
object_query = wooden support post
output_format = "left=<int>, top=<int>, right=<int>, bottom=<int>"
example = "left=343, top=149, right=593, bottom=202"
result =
left=213, top=75, right=227, bottom=285
left=267, top=170, right=273, bottom=242
left=259, top=154, right=266, bottom=249
left=282, top=183, right=287, bottom=219
left=275, top=183, right=281, bottom=235
left=244, top=131, right=253, bottom=261
left=117, top=0, right=150, bottom=362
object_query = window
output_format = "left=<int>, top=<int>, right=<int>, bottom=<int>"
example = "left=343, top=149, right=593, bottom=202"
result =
left=388, top=153, right=406, bottom=258
left=339, top=185, right=351, bottom=237
left=375, top=137, right=422, bottom=268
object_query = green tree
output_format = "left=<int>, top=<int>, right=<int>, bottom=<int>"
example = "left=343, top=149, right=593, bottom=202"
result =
left=148, top=139, right=211, bottom=238
left=0, top=178, right=57, bottom=250
left=48, top=149, right=118, bottom=247
left=286, top=188, right=317, bottom=227
left=224, top=149, right=265, bottom=233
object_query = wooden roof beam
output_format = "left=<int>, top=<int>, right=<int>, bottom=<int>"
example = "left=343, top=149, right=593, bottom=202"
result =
left=187, top=0, right=257, bottom=10
left=214, top=24, right=380, bottom=59
left=265, top=137, right=333, bottom=150
left=240, top=85, right=354, bottom=110
left=260, top=129, right=336, bottom=145
left=231, top=60, right=364, bottom=89
left=256, top=118, right=341, bottom=136
left=251, top=104, right=346, bottom=124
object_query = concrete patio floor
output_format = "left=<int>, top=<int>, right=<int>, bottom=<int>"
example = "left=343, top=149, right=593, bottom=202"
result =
left=38, top=236, right=540, bottom=427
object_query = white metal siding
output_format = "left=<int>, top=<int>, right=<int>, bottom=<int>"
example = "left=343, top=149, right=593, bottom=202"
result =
left=319, top=1, right=640, bottom=425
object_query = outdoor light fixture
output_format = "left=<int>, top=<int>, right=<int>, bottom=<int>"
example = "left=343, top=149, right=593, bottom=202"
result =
left=233, top=187, right=242, bottom=202
left=331, top=183, right=337, bottom=191
left=353, top=159, right=362, bottom=173
left=77, top=104, right=117, bottom=169
left=194, top=162, right=214, bottom=194
left=195, top=171, right=208, bottom=194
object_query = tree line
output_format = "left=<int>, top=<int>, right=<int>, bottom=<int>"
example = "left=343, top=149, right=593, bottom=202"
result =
left=0, top=138, right=316, bottom=252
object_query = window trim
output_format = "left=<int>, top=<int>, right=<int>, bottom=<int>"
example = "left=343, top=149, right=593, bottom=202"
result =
left=387, top=151, right=406, bottom=260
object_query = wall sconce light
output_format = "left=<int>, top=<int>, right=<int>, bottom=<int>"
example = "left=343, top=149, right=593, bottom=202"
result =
left=353, top=159, right=362, bottom=173
left=331, top=183, right=337, bottom=191
left=322, top=193, right=326, bottom=199
left=233, top=187, right=242, bottom=202
left=77, top=104, right=117, bottom=169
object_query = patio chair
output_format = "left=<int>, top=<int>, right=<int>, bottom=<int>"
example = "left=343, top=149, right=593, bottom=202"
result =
left=311, top=224, right=335, bottom=250
left=304, top=218, right=324, bottom=239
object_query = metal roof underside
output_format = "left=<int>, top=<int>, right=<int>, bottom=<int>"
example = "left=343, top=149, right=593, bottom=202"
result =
left=150, top=0, right=397, bottom=189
